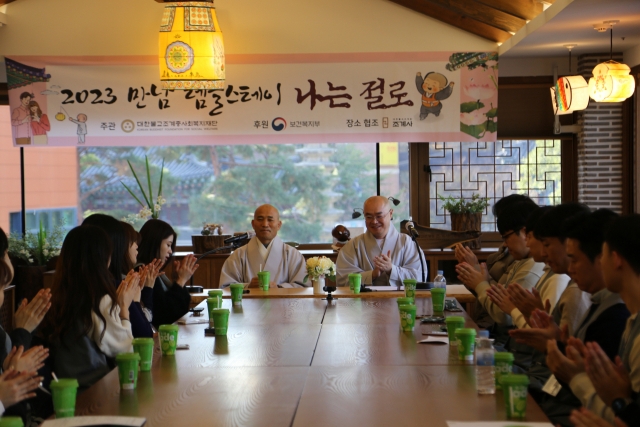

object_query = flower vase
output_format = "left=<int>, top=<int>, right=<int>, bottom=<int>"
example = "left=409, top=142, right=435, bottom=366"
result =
left=313, top=277, right=325, bottom=295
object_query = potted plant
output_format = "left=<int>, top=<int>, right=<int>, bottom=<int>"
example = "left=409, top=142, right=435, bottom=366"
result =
left=192, top=223, right=232, bottom=254
left=438, top=193, right=490, bottom=249
left=8, top=220, right=64, bottom=307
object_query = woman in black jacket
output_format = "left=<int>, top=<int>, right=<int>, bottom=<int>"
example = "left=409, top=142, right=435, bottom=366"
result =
left=137, top=219, right=198, bottom=328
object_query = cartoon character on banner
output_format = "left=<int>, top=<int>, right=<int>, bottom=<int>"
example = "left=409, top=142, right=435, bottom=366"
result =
left=446, top=52, right=499, bottom=140
left=69, top=113, right=88, bottom=144
left=415, top=72, right=455, bottom=120
left=11, top=92, right=34, bottom=146
left=29, top=100, right=50, bottom=145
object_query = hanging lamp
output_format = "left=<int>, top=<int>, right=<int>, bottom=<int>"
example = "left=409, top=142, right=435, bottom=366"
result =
left=550, top=44, right=589, bottom=115
left=159, top=0, right=225, bottom=90
left=588, top=21, right=635, bottom=103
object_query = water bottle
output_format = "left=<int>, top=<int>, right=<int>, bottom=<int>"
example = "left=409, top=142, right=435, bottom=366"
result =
left=476, top=330, right=496, bottom=395
left=434, top=270, right=446, bottom=288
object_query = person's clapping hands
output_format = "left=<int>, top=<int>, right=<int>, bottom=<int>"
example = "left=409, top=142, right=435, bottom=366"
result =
left=546, top=338, right=585, bottom=384
left=0, top=369, right=41, bottom=409
left=117, top=270, right=140, bottom=317
left=455, top=262, right=489, bottom=291
left=372, top=250, right=393, bottom=279
left=454, top=244, right=479, bottom=268
left=14, top=288, right=51, bottom=333
left=142, top=258, right=163, bottom=289
left=486, top=284, right=516, bottom=314
left=570, top=408, right=629, bottom=427
left=507, top=283, right=546, bottom=321
left=2, top=345, right=48, bottom=373
left=174, top=254, right=199, bottom=287
left=583, top=341, right=632, bottom=406
left=508, top=309, right=565, bottom=352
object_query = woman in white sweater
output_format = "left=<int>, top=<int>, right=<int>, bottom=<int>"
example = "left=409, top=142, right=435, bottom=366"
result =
left=44, top=225, right=139, bottom=390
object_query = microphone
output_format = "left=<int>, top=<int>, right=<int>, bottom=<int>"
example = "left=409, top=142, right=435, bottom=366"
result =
left=224, top=231, right=256, bottom=244
left=405, top=221, right=419, bottom=239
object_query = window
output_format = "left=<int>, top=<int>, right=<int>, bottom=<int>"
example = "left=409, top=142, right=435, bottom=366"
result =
left=79, top=143, right=391, bottom=245
left=429, top=140, right=563, bottom=231
left=10, top=208, right=76, bottom=235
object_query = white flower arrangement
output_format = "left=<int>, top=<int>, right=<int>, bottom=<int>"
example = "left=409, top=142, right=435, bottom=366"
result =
left=121, top=156, right=166, bottom=221
left=8, top=221, right=63, bottom=266
left=304, top=256, right=336, bottom=283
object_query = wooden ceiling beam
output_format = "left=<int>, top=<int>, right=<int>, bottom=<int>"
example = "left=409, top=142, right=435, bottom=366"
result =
left=474, top=0, right=544, bottom=21
left=391, top=0, right=511, bottom=43
left=423, top=0, right=526, bottom=34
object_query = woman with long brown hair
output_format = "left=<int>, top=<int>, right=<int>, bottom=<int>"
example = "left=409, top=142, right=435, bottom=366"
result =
left=28, top=101, right=50, bottom=136
left=44, top=225, right=138, bottom=390
left=137, top=219, right=197, bottom=328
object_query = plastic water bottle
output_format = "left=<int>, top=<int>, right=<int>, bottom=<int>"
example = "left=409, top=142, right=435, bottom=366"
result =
left=434, top=270, right=446, bottom=288
left=476, top=330, right=496, bottom=395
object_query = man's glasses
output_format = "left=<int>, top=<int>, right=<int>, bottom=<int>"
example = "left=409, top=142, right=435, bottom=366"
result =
left=501, top=230, right=515, bottom=241
left=364, top=210, right=391, bottom=222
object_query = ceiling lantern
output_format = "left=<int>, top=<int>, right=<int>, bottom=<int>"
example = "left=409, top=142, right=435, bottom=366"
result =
left=588, top=61, right=635, bottom=102
left=159, top=1, right=225, bottom=90
left=588, top=20, right=635, bottom=103
left=551, top=75, right=590, bottom=115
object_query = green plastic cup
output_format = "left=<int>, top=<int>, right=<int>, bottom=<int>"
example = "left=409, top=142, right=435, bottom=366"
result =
left=50, top=378, right=79, bottom=418
left=158, top=324, right=179, bottom=356
left=132, top=337, right=154, bottom=372
left=455, top=328, right=477, bottom=361
left=403, top=279, right=417, bottom=302
left=208, top=289, right=223, bottom=308
left=398, top=304, right=417, bottom=332
left=396, top=297, right=413, bottom=307
left=501, top=374, right=530, bottom=418
left=116, top=352, right=140, bottom=390
left=257, top=271, right=270, bottom=291
left=431, top=287, right=446, bottom=313
left=206, top=297, right=219, bottom=328
left=211, top=308, right=230, bottom=335
left=348, top=273, right=362, bottom=293
left=0, top=417, right=24, bottom=427
left=444, top=316, right=465, bottom=345
left=495, top=351, right=515, bottom=390
left=230, top=283, right=244, bottom=305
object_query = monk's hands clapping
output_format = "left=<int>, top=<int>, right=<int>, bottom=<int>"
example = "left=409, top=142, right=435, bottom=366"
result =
left=372, top=250, right=393, bottom=279
left=14, top=288, right=51, bottom=333
left=174, top=254, right=199, bottom=287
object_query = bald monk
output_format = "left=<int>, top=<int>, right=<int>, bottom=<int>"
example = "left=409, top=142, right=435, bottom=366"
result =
left=337, top=196, right=427, bottom=287
left=219, top=204, right=307, bottom=288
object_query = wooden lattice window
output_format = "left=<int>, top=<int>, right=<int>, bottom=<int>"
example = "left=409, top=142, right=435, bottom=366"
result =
left=429, top=140, right=563, bottom=232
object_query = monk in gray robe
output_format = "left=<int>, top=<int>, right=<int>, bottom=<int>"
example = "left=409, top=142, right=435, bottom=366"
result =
left=219, top=204, right=307, bottom=288
left=336, top=196, right=427, bottom=287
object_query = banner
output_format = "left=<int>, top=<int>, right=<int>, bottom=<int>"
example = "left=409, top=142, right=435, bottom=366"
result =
left=6, top=52, right=498, bottom=147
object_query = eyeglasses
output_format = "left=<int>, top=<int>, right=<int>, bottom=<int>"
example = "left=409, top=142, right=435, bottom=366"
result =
left=501, top=230, right=515, bottom=241
left=364, top=210, right=391, bottom=222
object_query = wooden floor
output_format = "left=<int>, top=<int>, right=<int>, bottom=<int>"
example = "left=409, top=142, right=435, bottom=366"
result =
left=75, top=297, right=549, bottom=427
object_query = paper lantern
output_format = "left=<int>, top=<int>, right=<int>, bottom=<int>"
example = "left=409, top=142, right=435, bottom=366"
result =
left=159, top=1, right=225, bottom=90
left=550, top=75, right=589, bottom=115
left=588, top=61, right=635, bottom=102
